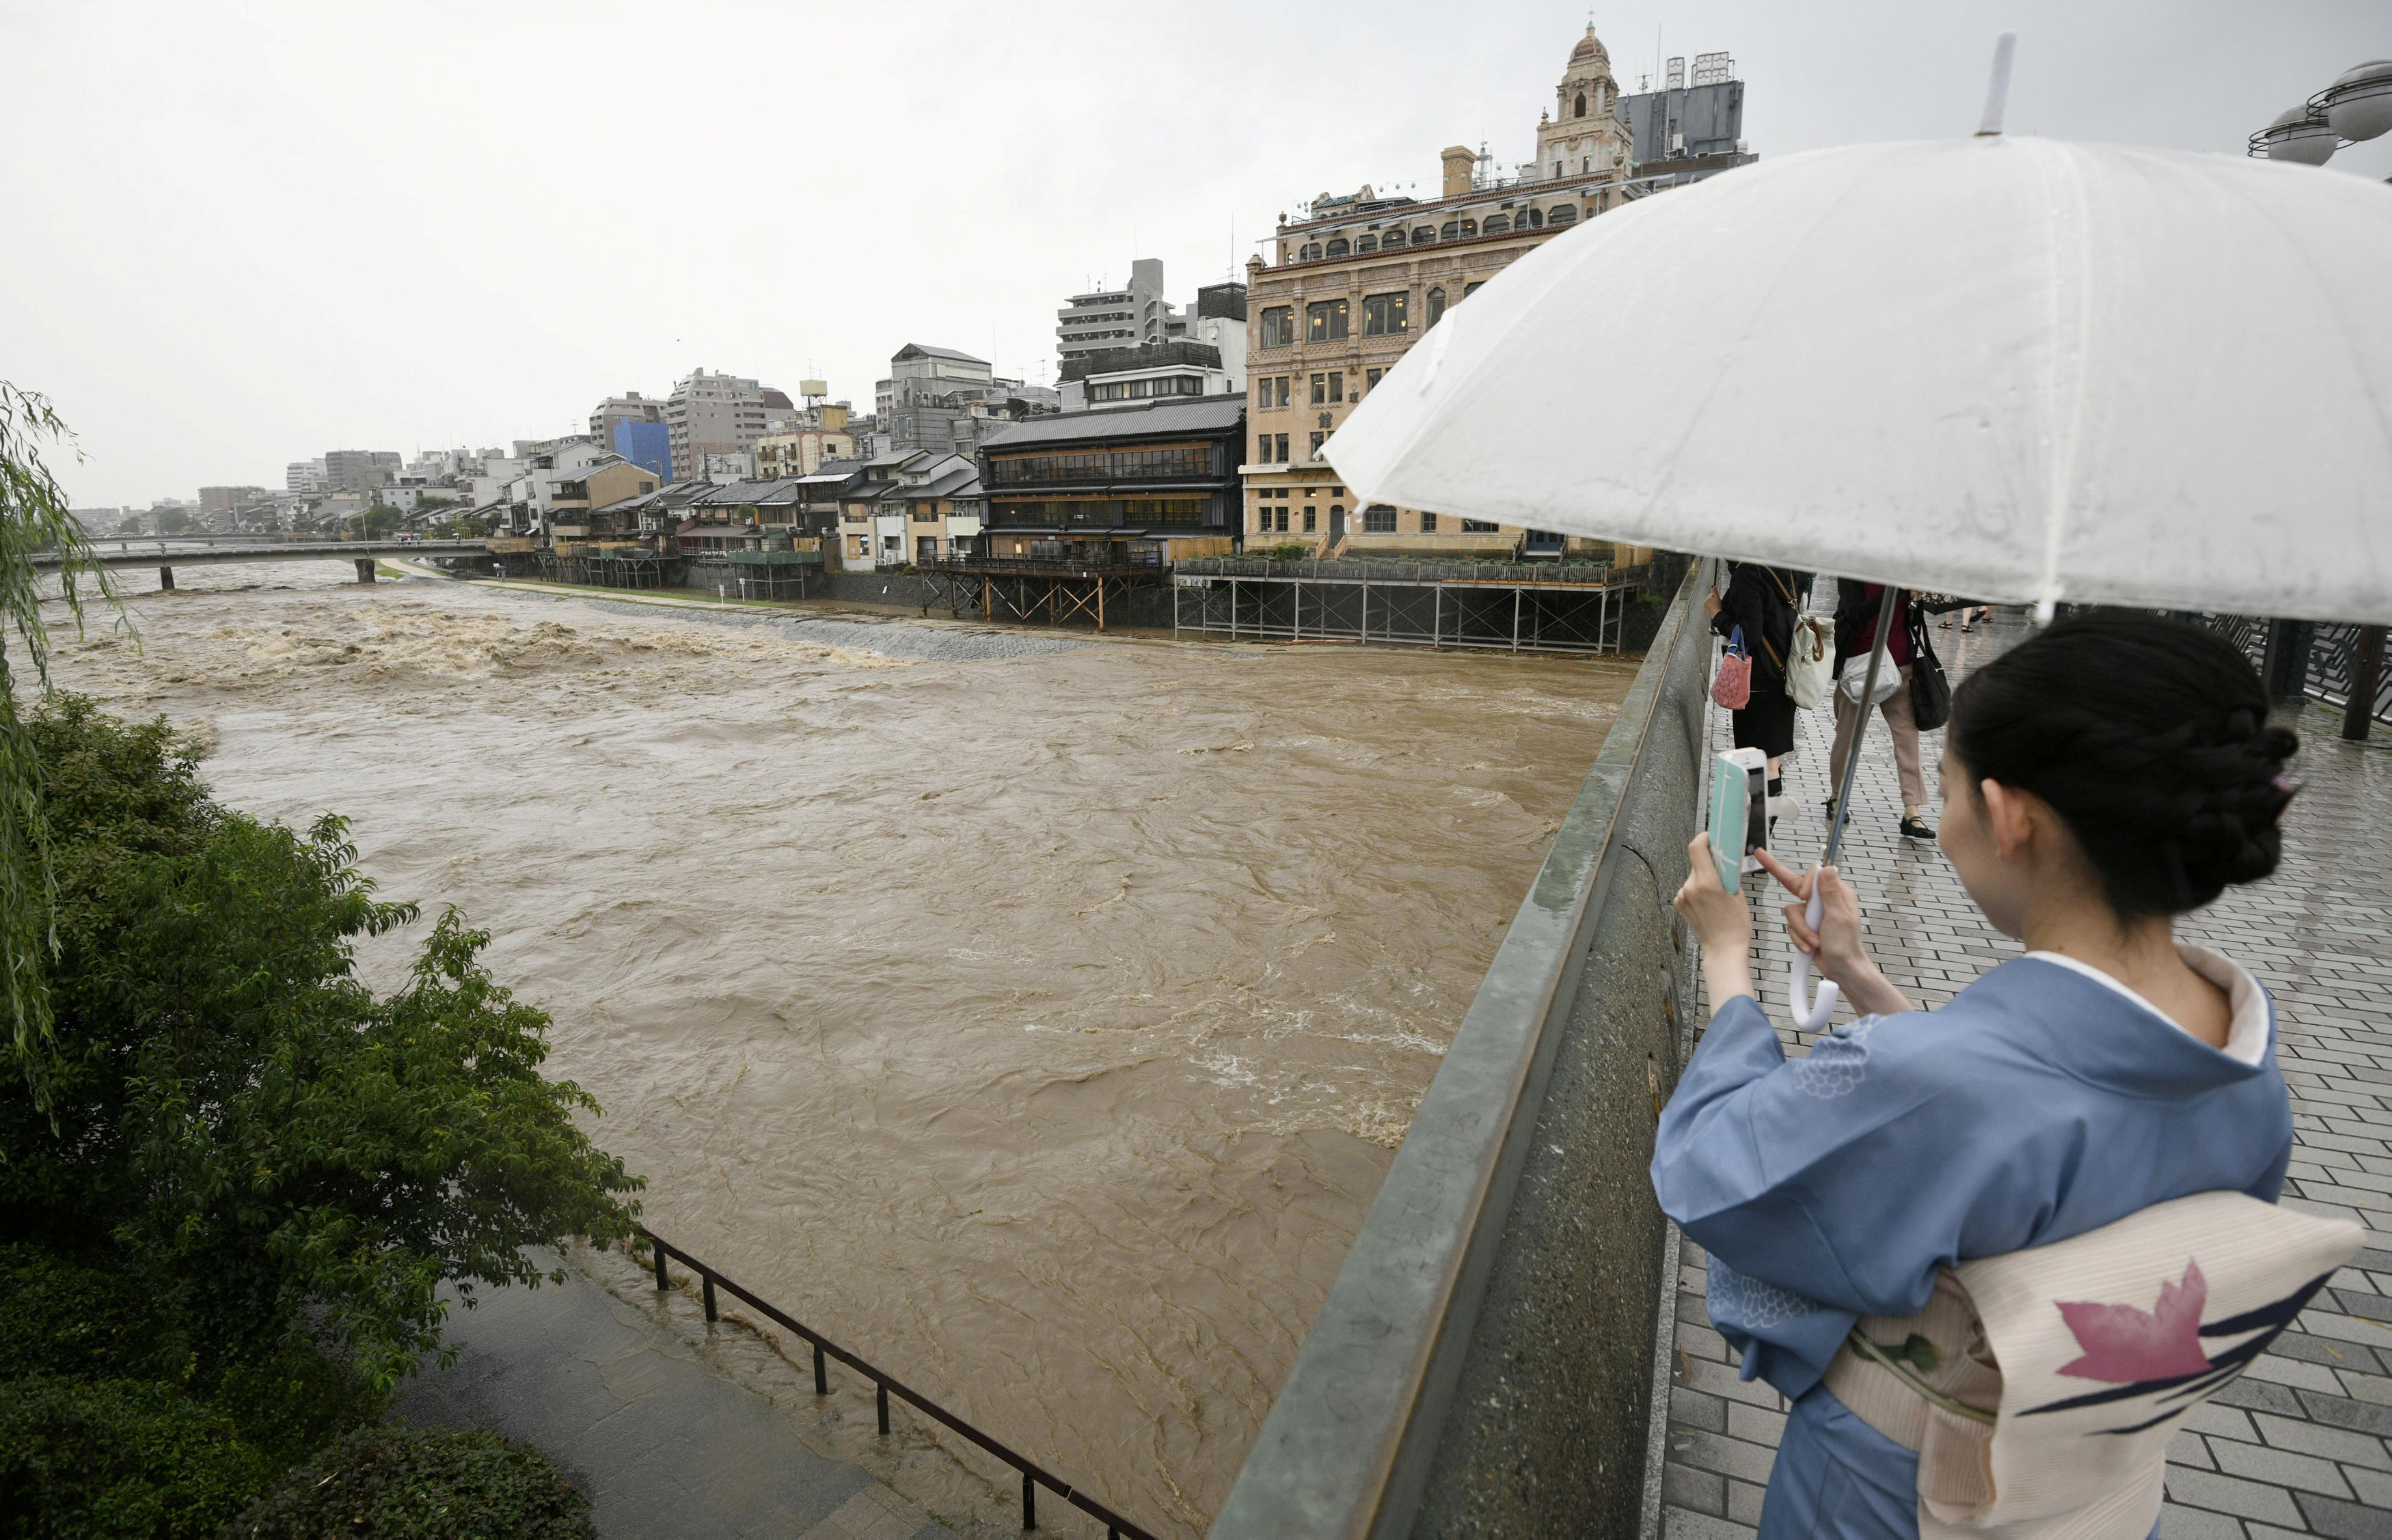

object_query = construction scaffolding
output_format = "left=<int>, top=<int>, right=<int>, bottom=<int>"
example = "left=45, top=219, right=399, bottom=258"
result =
left=1171, top=558, right=1637, bottom=655
left=689, top=549, right=823, bottom=602
left=534, top=548, right=683, bottom=590
left=916, top=555, right=1163, bottom=631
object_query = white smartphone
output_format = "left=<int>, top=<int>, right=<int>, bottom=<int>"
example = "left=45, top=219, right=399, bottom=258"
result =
left=1709, top=747, right=1769, bottom=892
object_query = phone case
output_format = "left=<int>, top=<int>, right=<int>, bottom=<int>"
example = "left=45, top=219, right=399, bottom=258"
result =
left=1709, top=748, right=1769, bottom=892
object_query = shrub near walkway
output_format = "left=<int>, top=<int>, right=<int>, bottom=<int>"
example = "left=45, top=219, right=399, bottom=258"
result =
left=0, top=697, right=642, bottom=1536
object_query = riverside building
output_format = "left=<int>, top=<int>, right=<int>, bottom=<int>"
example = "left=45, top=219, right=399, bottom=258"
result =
left=1242, top=23, right=1751, bottom=558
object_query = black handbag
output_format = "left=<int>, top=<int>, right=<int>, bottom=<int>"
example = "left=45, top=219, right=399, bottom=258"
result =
left=1907, top=608, right=1953, bottom=732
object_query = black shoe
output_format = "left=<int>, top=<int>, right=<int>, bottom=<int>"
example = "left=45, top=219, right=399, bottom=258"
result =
left=1899, top=815, right=1935, bottom=841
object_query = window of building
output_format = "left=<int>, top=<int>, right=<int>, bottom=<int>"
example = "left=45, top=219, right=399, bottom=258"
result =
left=1325, top=237, right=1350, bottom=258
left=1526, top=208, right=1545, bottom=229
left=1553, top=161, right=1564, bottom=177
left=1260, top=307, right=1294, bottom=347
left=1483, top=214, right=1510, bottom=235
left=1548, top=204, right=1577, bottom=226
left=1275, top=508, right=1290, bottom=532
left=1361, top=292, right=1407, bottom=337
left=1426, top=287, right=1448, bottom=328
left=1575, top=90, right=1587, bottom=118
left=1363, top=504, right=1396, bottom=534
left=1364, top=367, right=1383, bottom=392
left=917, top=537, right=938, bottom=559
left=1306, top=299, right=1350, bottom=342
left=1310, top=373, right=1327, bottom=405
left=1460, top=218, right=1478, bottom=238
left=1463, top=281, right=1485, bottom=299
left=1461, top=519, right=1499, bottom=533
left=1275, top=434, right=1289, bottom=461
left=1301, top=243, right=1322, bottom=261
left=1582, top=156, right=1592, bottom=174
left=1413, top=227, right=1435, bottom=245
left=1303, top=508, right=1316, bottom=533
left=1255, top=378, right=1271, bottom=407
left=1439, top=221, right=1460, bottom=241
left=1419, top=511, right=1438, bottom=533
left=1276, top=376, right=1291, bottom=407
left=1275, top=487, right=1289, bottom=498
left=1325, top=372, right=1342, bottom=403
left=1357, top=234, right=1378, bottom=253
left=1309, top=431, right=1327, bottom=459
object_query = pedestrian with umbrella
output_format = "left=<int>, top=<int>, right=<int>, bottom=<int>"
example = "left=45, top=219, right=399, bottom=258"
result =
left=1320, top=33, right=2391, bottom=1536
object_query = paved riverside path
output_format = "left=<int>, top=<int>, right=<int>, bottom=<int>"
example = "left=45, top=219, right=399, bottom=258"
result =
left=394, top=1252, right=956, bottom=1540
left=1661, top=603, right=2392, bottom=1538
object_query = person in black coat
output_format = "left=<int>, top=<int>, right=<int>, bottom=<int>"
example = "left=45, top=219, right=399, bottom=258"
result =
left=1705, top=562, right=1806, bottom=812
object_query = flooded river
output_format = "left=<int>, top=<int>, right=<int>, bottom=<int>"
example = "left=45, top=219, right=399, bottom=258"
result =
left=49, top=563, right=1631, bottom=1533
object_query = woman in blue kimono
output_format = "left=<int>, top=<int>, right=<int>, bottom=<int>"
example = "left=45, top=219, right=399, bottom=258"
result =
left=1654, top=612, right=2300, bottom=1535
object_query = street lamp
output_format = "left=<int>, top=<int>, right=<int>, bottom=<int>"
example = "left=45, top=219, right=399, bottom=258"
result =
left=2248, top=59, right=2392, bottom=165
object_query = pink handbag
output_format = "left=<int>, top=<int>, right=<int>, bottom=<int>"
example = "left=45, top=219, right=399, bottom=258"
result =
left=1712, top=625, right=1752, bottom=710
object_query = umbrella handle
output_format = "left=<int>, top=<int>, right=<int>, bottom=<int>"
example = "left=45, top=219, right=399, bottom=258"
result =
left=1788, top=885, right=1840, bottom=1030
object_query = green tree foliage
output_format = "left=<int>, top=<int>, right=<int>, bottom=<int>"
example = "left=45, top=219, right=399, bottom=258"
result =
left=349, top=504, right=405, bottom=540
left=0, top=383, right=115, bottom=1108
left=0, top=698, right=644, bottom=1402
left=157, top=506, right=196, bottom=534
left=234, top=1426, right=595, bottom=1539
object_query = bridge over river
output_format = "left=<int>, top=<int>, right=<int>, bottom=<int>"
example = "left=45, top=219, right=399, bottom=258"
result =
left=38, top=538, right=493, bottom=588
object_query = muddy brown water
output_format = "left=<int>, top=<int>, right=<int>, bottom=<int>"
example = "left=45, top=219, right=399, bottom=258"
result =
left=49, top=564, right=1632, bottom=1535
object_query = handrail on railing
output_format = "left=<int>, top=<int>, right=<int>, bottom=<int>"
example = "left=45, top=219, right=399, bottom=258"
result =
left=636, top=1226, right=1155, bottom=1540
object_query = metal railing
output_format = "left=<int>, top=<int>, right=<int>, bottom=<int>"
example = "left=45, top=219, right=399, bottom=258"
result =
left=637, top=1227, right=1155, bottom=1539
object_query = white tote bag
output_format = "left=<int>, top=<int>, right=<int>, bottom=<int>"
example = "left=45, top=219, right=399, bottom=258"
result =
left=1786, top=616, right=1834, bottom=709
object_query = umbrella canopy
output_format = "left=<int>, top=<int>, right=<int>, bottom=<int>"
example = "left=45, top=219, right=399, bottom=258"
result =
left=1325, top=137, right=2392, bottom=624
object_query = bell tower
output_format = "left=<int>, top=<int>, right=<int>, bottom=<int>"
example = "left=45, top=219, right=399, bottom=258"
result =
left=1536, top=23, right=1630, bottom=183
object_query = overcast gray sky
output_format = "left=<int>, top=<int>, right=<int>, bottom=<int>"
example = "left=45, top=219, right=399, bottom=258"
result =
left=5, top=0, right=2384, bottom=508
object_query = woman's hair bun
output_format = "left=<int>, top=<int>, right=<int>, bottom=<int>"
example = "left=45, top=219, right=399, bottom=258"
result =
left=1950, top=614, right=2298, bottom=916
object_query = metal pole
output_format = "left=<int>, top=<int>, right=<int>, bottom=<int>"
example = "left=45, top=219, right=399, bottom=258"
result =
left=1361, top=581, right=1369, bottom=643
left=1512, top=586, right=1521, bottom=652
left=877, top=1382, right=891, bottom=1435
left=1823, top=586, right=1901, bottom=866
left=1024, top=1471, right=1037, bottom=1530
left=1434, top=585, right=1441, bottom=648
left=813, top=1344, right=828, bottom=1395
left=2346, top=625, right=2387, bottom=741
left=653, top=1246, right=670, bottom=1291
left=702, top=1274, right=718, bottom=1322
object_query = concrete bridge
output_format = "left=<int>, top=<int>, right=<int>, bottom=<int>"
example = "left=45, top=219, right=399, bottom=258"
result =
left=38, top=538, right=493, bottom=589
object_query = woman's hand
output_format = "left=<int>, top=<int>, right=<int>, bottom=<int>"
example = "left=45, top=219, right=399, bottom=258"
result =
left=1703, top=590, right=1724, bottom=617
left=1676, top=834, right=1755, bottom=1005
left=1754, top=851, right=1914, bottom=1017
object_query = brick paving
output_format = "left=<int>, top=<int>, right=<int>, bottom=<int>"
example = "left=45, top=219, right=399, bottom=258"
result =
left=1659, top=597, right=2392, bottom=1538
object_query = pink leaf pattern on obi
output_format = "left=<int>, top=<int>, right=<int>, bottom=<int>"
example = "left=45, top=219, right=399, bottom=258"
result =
left=2054, top=1260, right=2213, bottom=1383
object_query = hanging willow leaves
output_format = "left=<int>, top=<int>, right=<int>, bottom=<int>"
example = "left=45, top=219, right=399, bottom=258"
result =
left=0, top=383, right=119, bottom=1102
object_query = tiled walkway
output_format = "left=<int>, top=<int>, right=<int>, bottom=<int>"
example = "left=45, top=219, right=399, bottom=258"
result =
left=1659, top=601, right=2392, bottom=1538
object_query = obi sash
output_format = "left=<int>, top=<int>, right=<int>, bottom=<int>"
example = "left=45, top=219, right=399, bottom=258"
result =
left=1820, top=1190, right=2360, bottom=1538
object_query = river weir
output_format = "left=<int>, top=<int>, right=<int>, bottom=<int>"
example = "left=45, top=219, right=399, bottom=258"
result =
left=48, top=562, right=1633, bottom=1535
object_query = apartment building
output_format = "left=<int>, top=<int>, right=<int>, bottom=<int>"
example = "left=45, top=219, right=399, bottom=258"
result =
left=590, top=392, right=672, bottom=478
left=756, top=402, right=856, bottom=480
left=321, top=450, right=402, bottom=495
left=1241, top=23, right=1748, bottom=558
left=665, top=369, right=793, bottom=486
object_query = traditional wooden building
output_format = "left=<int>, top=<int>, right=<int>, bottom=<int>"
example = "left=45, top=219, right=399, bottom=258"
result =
left=974, top=396, right=1243, bottom=564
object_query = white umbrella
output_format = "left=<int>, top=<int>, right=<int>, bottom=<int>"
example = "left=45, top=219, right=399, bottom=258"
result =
left=1325, top=130, right=2392, bottom=629
left=1326, top=47, right=2392, bottom=1027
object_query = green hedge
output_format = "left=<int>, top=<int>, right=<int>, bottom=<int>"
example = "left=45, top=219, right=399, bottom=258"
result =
left=0, top=1376, right=274, bottom=1537
left=230, top=1425, right=593, bottom=1539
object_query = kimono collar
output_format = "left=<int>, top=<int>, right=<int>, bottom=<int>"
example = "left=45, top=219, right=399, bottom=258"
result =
left=2022, top=947, right=2269, bottom=1068
left=1976, top=950, right=2274, bottom=1097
